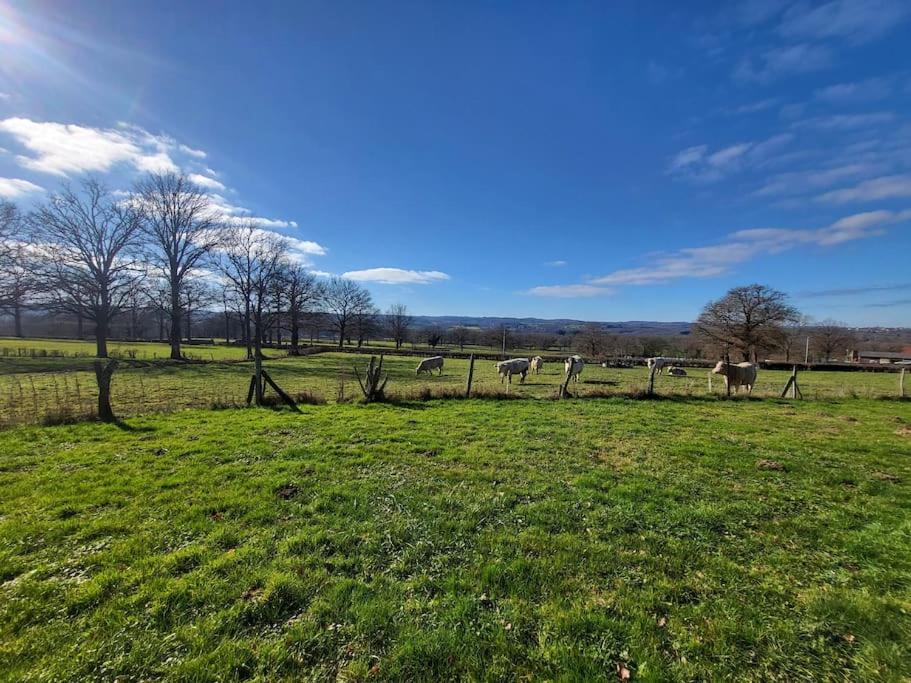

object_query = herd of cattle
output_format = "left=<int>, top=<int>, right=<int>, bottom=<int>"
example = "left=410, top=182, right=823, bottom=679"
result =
left=415, top=354, right=759, bottom=393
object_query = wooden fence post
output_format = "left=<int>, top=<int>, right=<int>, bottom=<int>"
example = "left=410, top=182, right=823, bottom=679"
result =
left=901, top=368, right=906, bottom=398
left=465, top=354, right=475, bottom=398
left=780, top=365, right=803, bottom=399
left=724, top=350, right=731, bottom=398
left=647, top=364, right=656, bottom=396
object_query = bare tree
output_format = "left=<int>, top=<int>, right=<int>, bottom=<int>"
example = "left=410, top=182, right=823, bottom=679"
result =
left=181, top=277, right=217, bottom=343
left=29, top=179, right=144, bottom=421
left=695, top=284, right=799, bottom=362
left=353, top=304, right=380, bottom=348
left=423, top=326, right=444, bottom=349
left=324, top=277, right=373, bottom=348
left=216, top=222, right=288, bottom=361
left=387, top=304, right=412, bottom=349
left=0, top=246, right=37, bottom=338
left=573, top=324, right=607, bottom=358
left=812, top=320, right=855, bottom=363
left=136, top=172, right=220, bottom=359
left=449, top=325, right=474, bottom=351
left=281, top=264, right=324, bottom=355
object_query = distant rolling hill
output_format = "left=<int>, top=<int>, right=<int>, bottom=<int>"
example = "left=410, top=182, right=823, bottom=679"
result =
left=409, top=316, right=693, bottom=336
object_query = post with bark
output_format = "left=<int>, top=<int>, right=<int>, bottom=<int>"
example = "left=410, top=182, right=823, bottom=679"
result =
left=559, top=368, right=573, bottom=399
left=780, top=364, right=803, bottom=399
left=901, top=368, right=906, bottom=399
left=465, top=354, right=475, bottom=398
left=354, top=355, right=388, bottom=402
left=724, top=349, right=732, bottom=399
left=93, top=359, right=118, bottom=422
left=647, top=363, right=657, bottom=396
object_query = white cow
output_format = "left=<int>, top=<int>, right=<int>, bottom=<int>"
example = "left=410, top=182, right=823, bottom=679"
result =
left=530, top=356, right=545, bottom=375
left=416, top=356, right=444, bottom=375
left=564, top=355, right=584, bottom=383
left=711, top=360, right=757, bottom=394
left=496, top=358, right=530, bottom=384
left=646, top=357, right=672, bottom=375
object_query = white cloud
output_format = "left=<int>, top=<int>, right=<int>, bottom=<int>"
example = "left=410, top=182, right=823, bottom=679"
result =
left=817, top=175, right=911, bottom=203
left=723, top=98, right=780, bottom=115
left=734, top=43, right=833, bottom=84
left=778, top=0, right=911, bottom=44
left=0, top=177, right=43, bottom=198
left=526, top=284, right=613, bottom=298
left=669, top=134, right=792, bottom=182
left=342, top=268, right=450, bottom=285
left=590, top=209, right=906, bottom=286
left=208, top=193, right=300, bottom=229
left=179, top=144, right=207, bottom=159
left=188, top=173, right=226, bottom=192
left=545, top=260, right=567, bottom=267
left=0, top=117, right=183, bottom=176
left=753, top=162, right=885, bottom=197
left=814, top=77, right=892, bottom=102
left=0, top=92, right=10, bottom=101
left=791, top=112, right=894, bottom=131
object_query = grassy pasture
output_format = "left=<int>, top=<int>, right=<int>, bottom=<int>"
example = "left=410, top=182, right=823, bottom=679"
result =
left=0, top=347, right=906, bottom=426
left=1, top=398, right=909, bottom=680
left=0, top=336, right=247, bottom=362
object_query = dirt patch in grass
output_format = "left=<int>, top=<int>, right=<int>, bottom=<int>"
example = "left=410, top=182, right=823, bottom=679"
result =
left=756, top=459, right=786, bottom=471
left=273, top=483, right=301, bottom=500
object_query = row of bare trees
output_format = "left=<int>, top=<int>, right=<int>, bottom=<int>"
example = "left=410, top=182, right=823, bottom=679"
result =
left=0, top=175, right=385, bottom=361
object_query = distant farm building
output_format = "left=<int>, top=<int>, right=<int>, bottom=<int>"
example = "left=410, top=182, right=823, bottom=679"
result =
left=848, top=349, right=911, bottom=365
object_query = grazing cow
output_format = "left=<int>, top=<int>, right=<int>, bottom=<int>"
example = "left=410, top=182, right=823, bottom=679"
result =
left=668, top=366, right=687, bottom=377
left=415, top=356, right=444, bottom=375
left=712, top=360, right=757, bottom=394
left=564, top=355, right=584, bottom=383
left=530, top=356, right=545, bottom=374
left=646, top=357, right=672, bottom=375
left=496, top=358, right=530, bottom=384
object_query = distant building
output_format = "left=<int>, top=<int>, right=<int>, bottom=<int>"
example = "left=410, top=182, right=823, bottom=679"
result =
left=848, top=349, right=911, bottom=365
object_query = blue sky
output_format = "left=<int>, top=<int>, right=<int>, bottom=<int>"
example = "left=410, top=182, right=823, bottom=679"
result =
left=1, top=0, right=910, bottom=325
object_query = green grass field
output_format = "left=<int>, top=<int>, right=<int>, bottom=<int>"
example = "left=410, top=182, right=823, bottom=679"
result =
left=0, top=343, right=905, bottom=427
left=1, top=398, right=909, bottom=680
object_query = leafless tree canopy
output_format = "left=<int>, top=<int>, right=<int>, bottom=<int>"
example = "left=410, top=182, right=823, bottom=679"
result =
left=216, top=221, right=288, bottom=359
left=29, top=179, right=145, bottom=357
left=323, top=277, right=373, bottom=348
left=386, top=303, right=412, bottom=349
left=0, top=201, right=38, bottom=337
left=695, top=283, right=799, bottom=362
left=280, top=263, right=324, bottom=354
left=573, top=323, right=609, bottom=358
left=811, top=319, right=855, bottom=362
left=136, top=172, right=220, bottom=359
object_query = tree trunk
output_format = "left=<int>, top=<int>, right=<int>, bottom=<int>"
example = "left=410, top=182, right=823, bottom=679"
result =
left=13, top=303, right=22, bottom=337
left=169, top=276, right=182, bottom=360
left=77, top=314, right=84, bottom=339
left=224, top=309, right=231, bottom=344
left=95, top=316, right=109, bottom=358
left=186, top=310, right=192, bottom=343
left=253, top=308, right=264, bottom=405
left=290, top=312, right=300, bottom=355
left=337, top=322, right=345, bottom=349
left=244, top=301, right=253, bottom=360
left=94, top=359, right=118, bottom=422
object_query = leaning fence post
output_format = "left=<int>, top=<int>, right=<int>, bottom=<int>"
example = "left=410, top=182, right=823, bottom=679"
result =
left=465, top=354, right=475, bottom=398
left=647, top=364, right=656, bottom=396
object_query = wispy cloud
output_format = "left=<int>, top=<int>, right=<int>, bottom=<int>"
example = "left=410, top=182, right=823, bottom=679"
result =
left=525, top=284, right=613, bottom=298
left=545, top=260, right=568, bottom=267
left=188, top=173, right=226, bottom=192
left=0, top=177, right=43, bottom=198
left=668, top=134, right=792, bottom=182
left=723, top=98, right=781, bottom=115
left=208, top=193, right=300, bottom=229
left=817, top=174, right=911, bottom=203
left=868, top=298, right=911, bottom=308
left=791, top=112, right=894, bottom=131
left=814, top=76, right=893, bottom=102
left=342, top=268, right=450, bottom=285
left=796, top=282, right=911, bottom=298
left=778, top=0, right=911, bottom=44
left=753, top=162, right=886, bottom=197
left=733, top=43, right=833, bottom=85
left=589, top=209, right=908, bottom=286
